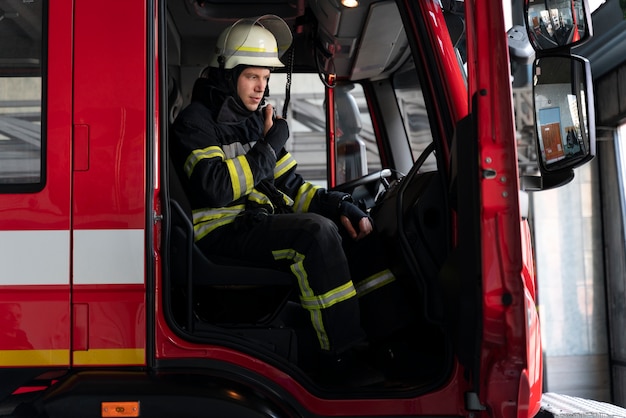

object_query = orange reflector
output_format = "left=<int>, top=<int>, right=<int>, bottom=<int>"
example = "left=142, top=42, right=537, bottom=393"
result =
left=101, top=401, right=140, bottom=417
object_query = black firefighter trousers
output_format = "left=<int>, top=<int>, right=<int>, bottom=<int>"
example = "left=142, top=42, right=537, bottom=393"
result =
left=197, top=211, right=414, bottom=355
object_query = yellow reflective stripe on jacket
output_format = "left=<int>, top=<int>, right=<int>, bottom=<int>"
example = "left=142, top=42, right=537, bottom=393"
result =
left=222, top=141, right=252, bottom=159
left=355, top=269, right=396, bottom=297
left=184, top=146, right=225, bottom=177
left=293, top=182, right=321, bottom=213
left=274, top=153, right=297, bottom=179
left=247, top=189, right=294, bottom=213
left=272, top=248, right=357, bottom=351
left=225, top=155, right=254, bottom=200
left=247, top=189, right=274, bottom=207
left=279, top=189, right=295, bottom=208
left=192, top=205, right=245, bottom=241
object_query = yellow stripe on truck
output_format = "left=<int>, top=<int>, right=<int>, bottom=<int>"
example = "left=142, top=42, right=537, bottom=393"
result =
left=0, top=348, right=145, bottom=366
left=73, top=348, right=145, bottom=365
left=0, top=349, right=70, bottom=366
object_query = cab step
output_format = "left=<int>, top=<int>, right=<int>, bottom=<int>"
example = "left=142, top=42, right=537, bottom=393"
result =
left=538, top=392, right=626, bottom=418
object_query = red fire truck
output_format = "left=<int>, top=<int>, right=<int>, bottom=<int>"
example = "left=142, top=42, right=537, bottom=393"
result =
left=0, top=0, right=599, bottom=417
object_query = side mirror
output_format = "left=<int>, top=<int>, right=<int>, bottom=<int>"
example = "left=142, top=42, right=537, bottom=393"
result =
left=533, top=55, right=595, bottom=174
left=525, top=0, right=593, bottom=51
left=521, top=1, right=595, bottom=191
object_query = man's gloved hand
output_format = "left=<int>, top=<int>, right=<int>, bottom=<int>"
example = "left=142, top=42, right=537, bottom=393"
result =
left=264, top=118, right=289, bottom=154
left=339, top=200, right=372, bottom=240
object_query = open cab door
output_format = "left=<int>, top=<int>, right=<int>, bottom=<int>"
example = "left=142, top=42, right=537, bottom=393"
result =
left=463, top=0, right=595, bottom=416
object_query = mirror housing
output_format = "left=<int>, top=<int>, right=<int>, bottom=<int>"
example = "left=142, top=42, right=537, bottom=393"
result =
left=525, top=0, right=593, bottom=51
left=520, top=169, right=575, bottom=191
left=521, top=0, right=595, bottom=191
left=532, top=54, right=595, bottom=173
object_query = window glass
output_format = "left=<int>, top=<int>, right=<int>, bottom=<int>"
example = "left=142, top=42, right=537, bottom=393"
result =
left=268, top=73, right=328, bottom=185
left=268, top=75, right=383, bottom=187
left=334, top=82, right=381, bottom=184
left=439, top=1, right=467, bottom=83
left=0, top=0, right=44, bottom=190
left=392, top=68, right=437, bottom=172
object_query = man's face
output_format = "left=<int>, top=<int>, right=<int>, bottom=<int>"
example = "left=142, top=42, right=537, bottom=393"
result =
left=237, top=67, right=271, bottom=112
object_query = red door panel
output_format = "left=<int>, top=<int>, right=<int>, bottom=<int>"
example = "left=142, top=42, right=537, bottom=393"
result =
left=71, top=0, right=148, bottom=366
left=0, top=0, right=73, bottom=367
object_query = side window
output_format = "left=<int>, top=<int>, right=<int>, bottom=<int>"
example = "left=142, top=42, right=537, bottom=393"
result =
left=334, top=83, right=381, bottom=184
left=268, top=73, right=328, bottom=185
left=393, top=68, right=437, bottom=172
left=268, top=74, right=382, bottom=187
left=0, top=0, right=45, bottom=191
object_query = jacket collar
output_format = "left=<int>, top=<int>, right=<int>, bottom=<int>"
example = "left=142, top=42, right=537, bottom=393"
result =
left=193, top=77, right=259, bottom=125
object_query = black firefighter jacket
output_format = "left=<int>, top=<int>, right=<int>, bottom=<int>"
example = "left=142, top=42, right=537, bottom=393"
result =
left=170, top=78, right=350, bottom=242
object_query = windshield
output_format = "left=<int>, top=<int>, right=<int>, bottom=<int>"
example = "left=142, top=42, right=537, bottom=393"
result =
left=442, top=1, right=468, bottom=80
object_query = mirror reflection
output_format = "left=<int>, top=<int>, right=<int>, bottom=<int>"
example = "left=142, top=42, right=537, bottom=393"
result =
left=533, top=55, right=595, bottom=172
left=526, top=0, right=591, bottom=50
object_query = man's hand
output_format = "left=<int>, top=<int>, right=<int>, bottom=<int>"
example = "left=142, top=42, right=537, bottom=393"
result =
left=340, top=215, right=372, bottom=240
left=263, top=104, right=289, bottom=154
left=339, top=201, right=372, bottom=240
left=263, top=104, right=275, bottom=135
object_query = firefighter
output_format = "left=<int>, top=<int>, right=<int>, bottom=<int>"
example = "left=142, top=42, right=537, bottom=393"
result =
left=169, top=15, right=411, bottom=386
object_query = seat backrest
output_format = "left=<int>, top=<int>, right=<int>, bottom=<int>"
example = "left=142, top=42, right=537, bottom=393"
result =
left=168, top=75, right=184, bottom=124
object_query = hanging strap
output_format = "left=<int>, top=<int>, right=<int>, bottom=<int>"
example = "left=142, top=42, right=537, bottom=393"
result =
left=282, top=46, right=294, bottom=119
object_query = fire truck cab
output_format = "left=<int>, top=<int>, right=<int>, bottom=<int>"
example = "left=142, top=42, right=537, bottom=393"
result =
left=0, top=0, right=597, bottom=417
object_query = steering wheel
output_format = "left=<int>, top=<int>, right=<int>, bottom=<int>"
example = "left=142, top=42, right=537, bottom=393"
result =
left=333, top=169, right=392, bottom=192
left=332, top=169, right=393, bottom=209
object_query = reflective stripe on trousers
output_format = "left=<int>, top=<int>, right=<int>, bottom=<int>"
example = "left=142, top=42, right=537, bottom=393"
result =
left=273, top=248, right=357, bottom=351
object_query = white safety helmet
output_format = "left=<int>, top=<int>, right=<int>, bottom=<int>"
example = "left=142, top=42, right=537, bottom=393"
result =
left=210, top=15, right=293, bottom=70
